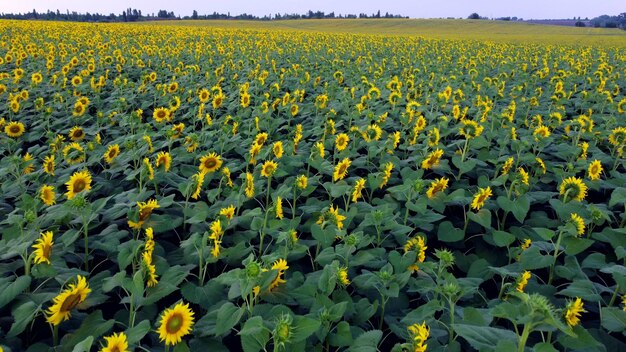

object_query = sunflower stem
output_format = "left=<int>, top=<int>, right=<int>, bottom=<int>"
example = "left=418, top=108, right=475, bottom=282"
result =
left=52, top=324, right=59, bottom=346
left=517, top=323, right=531, bottom=352
left=608, top=284, right=620, bottom=307
left=548, top=229, right=564, bottom=285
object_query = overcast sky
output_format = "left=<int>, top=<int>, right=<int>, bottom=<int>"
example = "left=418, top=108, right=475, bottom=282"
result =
left=2, top=0, right=623, bottom=19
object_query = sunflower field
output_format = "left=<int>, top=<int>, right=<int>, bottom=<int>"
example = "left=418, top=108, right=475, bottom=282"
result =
left=1, top=19, right=626, bottom=352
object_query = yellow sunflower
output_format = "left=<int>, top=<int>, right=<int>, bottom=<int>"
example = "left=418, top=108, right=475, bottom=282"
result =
left=199, top=152, right=222, bottom=173
left=46, top=275, right=91, bottom=326
left=65, top=170, right=92, bottom=200
left=570, top=213, right=585, bottom=236
left=564, top=297, right=586, bottom=327
left=587, top=160, right=602, bottom=181
left=103, top=144, right=120, bottom=164
left=219, top=205, right=236, bottom=220
left=43, top=155, right=55, bottom=175
left=352, top=178, right=366, bottom=202
left=153, top=107, right=170, bottom=123
left=379, top=162, right=393, bottom=189
left=335, top=133, right=350, bottom=151
left=518, top=167, right=529, bottom=185
left=608, top=127, right=626, bottom=146
left=333, top=158, right=351, bottom=181
left=72, top=101, right=87, bottom=117
left=68, top=126, right=85, bottom=141
left=501, top=157, right=514, bottom=175
left=245, top=172, right=255, bottom=198
left=275, top=197, right=284, bottom=219
left=157, top=302, right=195, bottom=346
left=212, top=93, right=224, bottom=109
left=255, top=132, right=269, bottom=146
left=296, top=175, right=308, bottom=190
left=421, top=149, right=444, bottom=170
left=317, top=205, right=347, bottom=229
left=62, top=142, right=85, bottom=165
left=128, top=199, right=160, bottom=229
left=269, top=259, right=289, bottom=290
left=404, top=235, right=427, bottom=273
left=32, top=231, right=53, bottom=265
left=40, top=185, right=56, bottom=206
left=516, top=271, right=531, bottom=293
left=99, top=332, right=129, bottom=352
left=338, top=267, right=350, bottom=286
left=272, top=141, right=284, bottom=159
left=261, top=160, right=278, bottom=178
left=459, top=120, right=484, bottom=139
left=559, top=176, right=587, bottom=202
left=471, top=186, right=492, bottom=211
left=5, top=121, right=26, bottom=138
left=199, top=88, right=210, bottom=103
left=426, top=177, right=449, bottom=199
left=533, top=125, right=551, bottom=140
left=156, top=151, right=172, bottom=172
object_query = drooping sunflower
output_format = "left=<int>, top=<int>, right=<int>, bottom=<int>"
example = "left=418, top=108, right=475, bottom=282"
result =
left=516, top=271, right=532, bottom=293
left=32, top=231, right=53, bottom=265
left=269, top=259, right=289, bottom=290
left=261, top=160, right=278, bottom=178
left=564, top=297, right=586, bottom=327
left=245, top=172, right=255, bottom=198
left=43, top=155, right=55, bottom=175
left=103, top=144, right=120, bottom=164
left=333, top=158, right=351, bottom=182
left=99, top=332, right=129, bottom=352
left=199, top=152, right=222, bottom=173
left=379, top=162, right=393, bottom=189
left=46, top=275, right=91, bottom=326
left=191, top=170, right=207, bottom=200
left=157, top=302, right=195, bottom=346
left=426, top=177, right=449, bottom=199
left=65, top=170, right=92, bottom=200
left=352, top=178, right=366, bottom=203
left=427, top=128, right=440, bottom=146
left=22, top=153, right=34, bottom=174
left=275, top=197, right=284, bottom=219
left=315, top=141, right=325, bottom=158
left=335, top=133, right=350, bottom=151
left=501, top=157, right=514, bottom=175
left=570, top=213, right=585, bottom=236
left=471, top=186, right=492, bottom=211
left=128, top=199, right=160, bottom=229
left=421, top=149, right=444, bottom=170
left=618, top=98, right=626, bottom=114
left=156, top=151, right=172, bottom=172
left=404, top=235, right=427, bottom=273
left=68, top=126, right=85, bottom=141
left=143, top=158, right=154, bottom=181
left=587, top=160, right=602, bottom=181
left=40, top=185, right=56, bottom=206
left=153, top=107, right=170, bottom=123
left=535, top=157, right=547, bottom=175
left=338, top=267, right=350, bottom=286
left=518, top=167, right=529, bottom=185
left=559, top=176, right=587, bottom=202
left=5, top=121, right=26, bottom=138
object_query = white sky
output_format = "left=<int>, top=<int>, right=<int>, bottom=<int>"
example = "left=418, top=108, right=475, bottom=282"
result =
left=1, top=0, right=623, bottom=19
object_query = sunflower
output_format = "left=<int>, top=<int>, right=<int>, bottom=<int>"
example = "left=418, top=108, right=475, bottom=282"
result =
left=315, top=141, right=325, bottom=158
left=219, top=205, right=236, bottom=220
left=275, top=197, right=284, bottom=219
left=99, top=332, right=129, bottom=352
left=617, top=98, right=626, bottom=114
left=212, top=93, right=224, bottom=109
left=533, top=125, right=551, bottom=140
left=255, top=132, right=269, bottom=146
left=471, top=186, right=492, bottom=211
left=272, top=141, right=284, bottom=159
left=43, top=155, right=55, bottom=175
left=407, top=322, right=430, bottom=352
left=153, top=151, right=171, bottom=172
left=335, top=133, right=350, bottom=151
left=63, top=142, right=85, bottom=165
left=535, top=157, right=547, bottom=175
left=73, top=101, right=87, bottom=117
left=290, top=104, right=299, bottom=117
left=269, top=259, right=289, bottom=290
left=296, top=175, right=308, bottom=190
left=317, top=205, right=347, bottom=229
left=167, top=81, right=178, bottom=94
left=338, top=267, right=350, bottom=286
left=65, top=170, right=92, bottom=200
left=22, top=153, right=34, bottom=174
left=518, top=167, right=529, bottom=185
left=103, top=144, right=120, bottom=164
left=46, top=275, right=91, bottom=326
left=199, top=88, right=210, bottom=103
left=157, top=302, right=195, bottom=346
left=261, top=160, right=278, bottom=178
left=191, top=170, right=206, bottom=200
left=240, top=91, right=251, bottom=108
left=459, top=120, right=484, bottom=139
left=608, top=127, right=626, bottom=146
left=516, top=271, right=531, bottom=293
left=426, top=177, right=449, bottom=199
left=427, top=128, right=440, bottom=146
left=71, top=75, right=82, bottom=86
left=199, top=152, right=222, bottom=173
left=379, top=162, right=393, bottom=189
left=245, top=172, right=255, bottom=198
left=5, top=121, right=25, bottom=138
left=363, top=124, right=383, bottom=142
left=421, top=149, right=444, bottom=170
left=40, top=185, right=56, bottom=206
left=404, top=236, right=427, bottom=273
left=143, top=158, right=154, bottom=180
left=501, top=157, right=514, bottom=175
left=352, top=178, right=366, bottom=202
left=559, top=176, right=587, bottom=202
left=564, top=297, right=586, bottom=327
left=333, top=158, right=351, bottom=182
left=153, top=107, right=170, bottom=123
left=570, top=213, right=585, bottom=236
left=171, top=123, right=184, bottom=139
left=222, top=167, right=233, bottom=187
left=32, top=231, right=53, bottom=265
left=587, top=160, right=602, bottom=181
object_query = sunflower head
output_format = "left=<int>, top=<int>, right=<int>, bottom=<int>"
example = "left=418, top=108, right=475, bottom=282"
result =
left=158, top=302, right=195, bottom=346
left=199, top=152, right=222, bottom=173
left=587, top=160, right=602, bottom=181
left=261, top=160, right=278, bottom=178
left=5, top=121, right=26, bottom=138
left=564, top=297, right=586, bottom=327
left=103, top=144, right=120, bottom=164
left=333, top=158, right=351, bottom=182
left=65, top=170, right=93, bottom=200
left=559, top=176, right=587, bottom=202
left=40, top=185, right=56, bottom=206
left=46, top=275, right=91, bottom=326
left=335, top=133, right=350, bottom=151
left=100, top=332, right=129, bottom=352
left=32, top=231, right=54, bottom=265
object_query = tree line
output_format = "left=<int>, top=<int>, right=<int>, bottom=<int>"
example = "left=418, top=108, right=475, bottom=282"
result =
left=0, top=8, right=408, bottom=22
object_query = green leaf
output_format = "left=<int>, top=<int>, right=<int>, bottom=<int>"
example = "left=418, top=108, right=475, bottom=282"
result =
left=557, top=280, right=601, bottom=302
left=533, top=342, right=559, bottom=352
left=311, top=223, right=334, bottom=248
left=437, top=221, right=464, bottom=242
left=492, top=230, right=516, bottom=247
left=0, top=276, right=31, bottom=309
left=519, top=247, right=553, bottom=270
left=497, top=195, right=530, bottom=223
left=609, top=188, right=626, bottom=207
left=468, top=209, right=491, bottom=228
left=348, top=330, right=383, bottom=352
left=329, top=321, right=353, bottom=347
left=601, top=307, right=626, bottom=332
left=173, top=341, right=191, bottom=352
left=125, top=320, right=151, bottom=344
left=453, top=324, right=517, bottom=351
left=144, top=265, right=192, bottom=306
left=533, top=228, right=555, bottom=241
left=60, top=311, right=115, bottom=352
left=7, top=301, right=38, bottom=338
left=214, top=302, right=245, bottom=336
left=71, top=336, right=93, bottom=352
left=240, top=316, right=269, bottom=352
left=291, top=316, right=321, bottom=342
left=562, top=237, right=594, bottom=256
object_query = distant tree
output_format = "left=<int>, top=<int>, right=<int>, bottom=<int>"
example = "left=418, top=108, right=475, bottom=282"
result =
left=192, top=10, right=198, bottom=19
left=575, top=21, right=586, bottom=27
left=468, top=13, right=481, bottom=20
